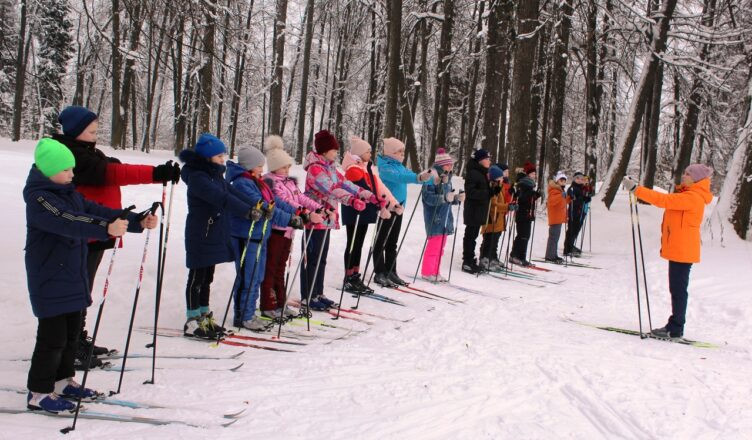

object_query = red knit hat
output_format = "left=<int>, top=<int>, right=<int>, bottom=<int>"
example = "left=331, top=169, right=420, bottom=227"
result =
left=314, top=130, right=339, bottom=155
left=523, top=161, right=537, bottom=174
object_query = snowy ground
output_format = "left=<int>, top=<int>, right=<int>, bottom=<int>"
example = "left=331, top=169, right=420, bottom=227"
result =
left=0, top=138, right=750, bottom=439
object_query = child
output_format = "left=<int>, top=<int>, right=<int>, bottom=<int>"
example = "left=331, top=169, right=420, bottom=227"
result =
left=545, top=171, right=570, bottom=263
left=226, top=142, right=299, bottom=330
left=302, top=130, right=371, bottom=311
left=564, top=171, right=592, bottom=257
left=262, top=136, right=325, bottom=319
left=479, top=164, right=509, bottom=271
left=421, top=149, right=464, bottom=282
left=622, top=164, right=713, bottom=338
left=373, top=138, right=431, bottom=287
left=462, top=149, right=492, bottom=274
left=54, top=106, right=180, bottom=367
left=179, top=134, right=264, bottom=339
left=341, top=136, right=398, bottom=292
left=24, top=138, right=155, bottom=412
left=510, top=162, right=542, bottom=267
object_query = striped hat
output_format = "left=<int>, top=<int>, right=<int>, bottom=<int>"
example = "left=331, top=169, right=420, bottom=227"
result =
left=434, top=148, right=454, bottom=168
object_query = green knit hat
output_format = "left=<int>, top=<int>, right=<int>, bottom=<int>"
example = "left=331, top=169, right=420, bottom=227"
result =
left=34, top=138, right=76, bottom=177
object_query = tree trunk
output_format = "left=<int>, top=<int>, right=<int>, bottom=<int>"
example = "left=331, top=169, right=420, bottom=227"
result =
left=296, top=0, right=315, bottom=157
left=507, top=0, right=540, bottom=168
left=383, top=0, right=402, bottom=138
left=229, top=0, right=255, bottom=156
left=118, top=2, right=144, bottom=148
left=429, top=0, right=455, bottom=164
left=600, top=0, right=679, bottom=208
left=111, top=0, right=122, bottom=148
left=642, top=62, right=663, bottom=188
left=11, top=0, right=28, bottom=141
left=546, top=0, right=572, bottom=178
left=584, top=0, right=603, bottom=183
left=530, top=21, right=549, bottom=174
left=464, top=1, right=483, bottom=160
left=197, top=0, right=217, bottom=134
left=268, top=0, right=288, bottom=135
left=215, top=0, right=233, bottom=136
left=481, top=0, right=502, bottom=157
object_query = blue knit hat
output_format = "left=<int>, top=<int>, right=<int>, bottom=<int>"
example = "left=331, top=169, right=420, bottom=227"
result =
left=58, top=106, right=98, bottom=138
left=472, top=148, right=490, bottom=162
left=488, top=165, right=504, bottom=181
left=195, top=133, right=227, bottom=158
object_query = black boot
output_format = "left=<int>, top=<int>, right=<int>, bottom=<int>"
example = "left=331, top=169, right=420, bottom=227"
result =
left=79, top=330, right=111, bottom=357
left=461, top=260, right=481, bottom=274
left=374, top=272, right=397, bottom=288
left=351, top=273, right=374, bottom=293
left=387, top=272, right=408, bottom=286
left=343, top=274, right=365, bottom=294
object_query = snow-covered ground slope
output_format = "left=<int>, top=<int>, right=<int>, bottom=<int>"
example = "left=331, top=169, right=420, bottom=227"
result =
left=0, top=139, right=750, bottom=439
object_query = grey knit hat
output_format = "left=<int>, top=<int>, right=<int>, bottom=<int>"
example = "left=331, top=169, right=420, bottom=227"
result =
left=237, top=145, right=266, bottom=170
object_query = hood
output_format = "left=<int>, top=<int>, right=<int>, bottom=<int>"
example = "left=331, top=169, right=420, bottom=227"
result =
left=341, top=152, right=366, bottom=172
left=180, top=149, right=226, bottom=179
left=263, top=171, right=297, bottom=185
left=685, top=178, right=713, bottom=204
left=466, top=158, right=489, bottom=176
left=304, top=151, right=331, bottom=171
left=548, top=180, right=565, bottom=195
left=52, top=133, right=97, bottom=151
left=378, top=154, right=401, bottom=166
left=225, top=160, right=248, bottom=182
left=23, top=165, right=76, bottom=203
left=517, top=175, right=536, bottom=189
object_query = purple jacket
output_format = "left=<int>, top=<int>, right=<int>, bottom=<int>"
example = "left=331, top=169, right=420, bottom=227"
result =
left=263, top=172, right=322, bottom=238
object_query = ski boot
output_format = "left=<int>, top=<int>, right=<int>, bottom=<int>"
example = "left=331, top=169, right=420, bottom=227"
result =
left=27, top=392, right=75, bottom=413
left=184, top=316, right=218, bottom=339
left=374, top=272, right=397, bottom=288
left=387, top=272, right=408, bottom=286
left=56, top=378, right=102, bottom=401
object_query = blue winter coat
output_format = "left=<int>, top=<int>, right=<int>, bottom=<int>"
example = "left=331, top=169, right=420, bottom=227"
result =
left=179, top=149, right=257, bottom=269
left=421, top=166, right=459, bottom=237
left=225, top=161, right=294, bottom=241
left=23, top=165, right=142, bottom=318
left=377, top=154, right=420, bottom=206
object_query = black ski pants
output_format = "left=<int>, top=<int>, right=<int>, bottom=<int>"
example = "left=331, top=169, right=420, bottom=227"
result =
left=28, top=311, right=82, bottom=393
left=373, top=213, right=403, bottom=275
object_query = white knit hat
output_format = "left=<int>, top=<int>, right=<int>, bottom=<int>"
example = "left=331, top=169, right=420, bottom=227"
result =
left=554, top=171, right=568, bottom=182
left=264, top=135, right=293, bottom=172
left=349, top=136, right=372, bottom=157
left=383, top=137, right=405, bottom=156
left=238, top=145, right=266, bottom=170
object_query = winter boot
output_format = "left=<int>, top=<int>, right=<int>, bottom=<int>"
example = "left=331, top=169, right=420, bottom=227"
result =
left=79, top=331, right=111, bottom=357
left=509, top=256, right=531, bottom=267
left=343, top=274, right=365, bottom=294
left=461, top=260, right=481, bottom=274
left=318, top=295, right=337, bottom=308
left=261, top=309, right=283, bottom=320
left=74, top=344, right=104, bottom=371
left=56, top=378, right=101, bottom=401
left=421, top=274, right=439, bottom=283
left=387, top=272, right=408, bottom=286
left=183, top=316, right=218, bottom=339
left=237, top=316, right=269, bottom=332
left=27, top=392, right=75, bottom=413
left=374, top=272, right=397, bottom=288
left=650, top=326, right=681, bottom=339
left=351, top=273, right=375, bottom=294
left=201, top=311, right=226, bottom=334
left=281, top=305, right=298, bottom=318
left=479, top=257, right=490, bottom=271
left=304, top=296, right=330, bottom=311
left=544, top=257, right=564, bottom=264
left=488, top=259, right=505, bottom=271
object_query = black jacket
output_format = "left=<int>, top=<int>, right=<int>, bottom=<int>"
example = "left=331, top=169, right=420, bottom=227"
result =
left=515, top=175, right=540, bottom=222
left=463, top=159, right=491, bottom=226
left=567, top=182, right=592, bottom=224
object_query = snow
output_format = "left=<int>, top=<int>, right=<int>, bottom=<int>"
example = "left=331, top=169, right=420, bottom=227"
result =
left=1, top=138, right=751, bottom=438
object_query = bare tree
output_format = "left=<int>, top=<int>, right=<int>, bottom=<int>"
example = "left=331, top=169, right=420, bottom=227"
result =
left=268, top=0, right=288, bottom=135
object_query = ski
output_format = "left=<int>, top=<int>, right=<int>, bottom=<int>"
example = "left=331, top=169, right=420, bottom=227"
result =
left=444, top=283, right=509, bottom=300
left=0, top=386, right=246, bottom=417
left=350, top=291, right=406, bottom=307
left=532, top=259, right=602, bottom=270
left=218, top=339, right=297, bottom=352
left=326, top=309, right=374, bottom=324
left=484, top=271, right=546, bottom=288
left=135, top=329, right=297, bottom=353
left=100, top=362, right=244, bottom=374
left=0, top=406, right=238, bottom=428
left=136, top=326, right=306, bottom=346
left=400, top=284, right=465, bottom=303
left=486, top=268, right=564, bottom=285
left=563, top=318, right=719, bottom=348
left=289, top=299, right=412, bottom=323
left=106, top=351, right=245, bottom=361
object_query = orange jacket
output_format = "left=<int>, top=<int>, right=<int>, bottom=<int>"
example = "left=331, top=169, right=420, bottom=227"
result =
left=634, top=179, right=713, bottom=263
left=547, top=181, right=569, bottom=226
left=481, top=189, right=509, bottom=234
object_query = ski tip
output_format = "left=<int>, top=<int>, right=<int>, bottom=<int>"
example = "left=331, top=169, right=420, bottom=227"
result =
left=230, top=351, right=245, bottom=359
left=222, top=418, right=240, bottom=427
left=230, top=363, right=244, bottom=372
left=223, top=407, right=247, bottom=419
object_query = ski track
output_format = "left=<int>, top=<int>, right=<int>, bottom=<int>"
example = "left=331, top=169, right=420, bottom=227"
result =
left=1, top=139, right=751, bottom=438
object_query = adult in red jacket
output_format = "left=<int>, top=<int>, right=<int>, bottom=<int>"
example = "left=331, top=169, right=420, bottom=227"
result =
left=53, top=106, right=181, bottom=366
left=622, top=164, right=713, bottom=339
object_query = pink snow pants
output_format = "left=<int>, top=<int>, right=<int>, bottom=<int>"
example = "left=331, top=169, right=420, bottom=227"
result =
left=421, top=235, right=448, bottom=276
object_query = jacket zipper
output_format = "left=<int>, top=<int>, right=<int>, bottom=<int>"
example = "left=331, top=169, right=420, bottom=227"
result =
left=205, top=217, right=215, bottom=238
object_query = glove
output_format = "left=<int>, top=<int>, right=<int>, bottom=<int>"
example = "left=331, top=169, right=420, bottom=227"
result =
left=379, top=207, right=392, bottom=220
left=508, top=203, right=518, bottom=212
left=622, top=176, right=638, bottom=192
left=457, top=192, right=466, bottom=203
left=264, top=204, right=275, bottom=220
left=441, top=173, right=450, bottom=184
left=153, top=160, right=181, bottom=183
left=352, top=198, right=366, bottom=211
left=368, top=194, right=381, bottom=206
left=418, top=170, right=432, bottom=182
left=492, top=185, right=502, bottom=195
left=359, top=190, right=374, bottom=201
left=428, top=168, right=440, bottom=184
left=247, top=207, right=263, bottom=222
left=325, top=208, right=337, bottom=219
left=309, top=211, right=324, bottom=224
left=288, top=215, right=304, bottom=229
left=445, top=192, right=456, bottom=203
left=393, top=204, right=404, bottom=215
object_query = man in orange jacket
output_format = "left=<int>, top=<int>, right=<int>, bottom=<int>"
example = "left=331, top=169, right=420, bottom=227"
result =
left=622, top=164, right=713, bottom=339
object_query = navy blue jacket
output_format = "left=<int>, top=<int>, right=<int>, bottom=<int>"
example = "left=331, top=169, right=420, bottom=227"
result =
left=179, top=150, right=256, bottom=269
left=23, top=166, right=142, bottom=318
left=225, top=160, right=294, bottom=241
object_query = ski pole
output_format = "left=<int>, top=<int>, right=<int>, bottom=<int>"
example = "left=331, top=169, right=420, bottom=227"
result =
left=358, top=211, right=395, bottom=308
left=628, top=191, right=646, bottom=338
left=413, top=182, right=449, bottom=283
left=360, top=196, right=388, bottom=287
left=62, top=206, right=135, bottom=434
left=448, top=191, right=463, bottom=282
left=144, top=181, right=174, bottom=385
left=377, top=190, right=423, bottom=287
left=589, top=206, right=592, bottom=253
left=217, top=200, right=263, bottom=344
left=303, top=228, right=330, bottom=331
left=277, top=225, right=313, bottom=338
left=528, top=198, right=537, bottom=263
left=503, top=209, right=517, bottom=275
left=236, top=202, right=273, bottom=331
left=111, top=202, right=160, bottom=396
left=633, top=195, right=652, bottom=329
left=335, top=210, right=362, bottom=320
left=476, top=190, right=493, bottom=277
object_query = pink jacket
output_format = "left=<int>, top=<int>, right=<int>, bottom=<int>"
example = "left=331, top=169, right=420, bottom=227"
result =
left=263, top=172, right=322, bottom=238
left=341, top=153, right=399, bottom=209
left=303, top=151, right=364, bottom=230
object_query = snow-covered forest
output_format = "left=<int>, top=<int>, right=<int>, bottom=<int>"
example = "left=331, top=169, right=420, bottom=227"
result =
left=1, top=0, right=751, bottom=237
